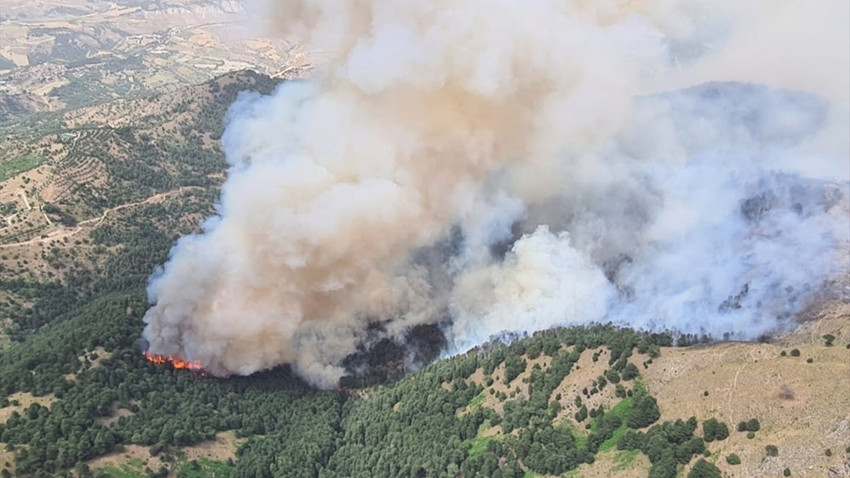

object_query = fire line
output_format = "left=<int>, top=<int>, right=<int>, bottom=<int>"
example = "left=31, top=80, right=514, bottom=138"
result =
left=143, top=351, right=203, bottom=372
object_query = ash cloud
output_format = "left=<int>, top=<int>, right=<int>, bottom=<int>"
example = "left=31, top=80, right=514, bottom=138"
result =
left=142, top=0, right=850, bottom=388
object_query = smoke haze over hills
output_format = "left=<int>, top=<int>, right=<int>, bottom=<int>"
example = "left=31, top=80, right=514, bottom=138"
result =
left=142, top=0, right=849, bottom=388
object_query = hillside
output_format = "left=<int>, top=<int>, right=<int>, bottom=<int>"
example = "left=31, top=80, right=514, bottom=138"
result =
left=0, top=0, right=308, bottom=119
left=0, top=71, right=847, bottom=478
left=0, top=290, right=846, bottom=477
left=0, top=70, right=278, bottom=303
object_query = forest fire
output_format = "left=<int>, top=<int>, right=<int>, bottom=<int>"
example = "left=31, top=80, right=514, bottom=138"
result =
left=143, top=351, right=203, bottom=372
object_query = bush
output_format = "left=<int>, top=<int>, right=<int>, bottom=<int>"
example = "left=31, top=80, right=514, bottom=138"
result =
left=703, top=418, right=729, bottom=442
left=825, top=449, right=832, bottom=457
left=687, top=459, right=721, bottom=478
left=621, top=363, right=640, bottom=381
left=575, top=405, right=588, bottom=423
left=806, top=358, right=813, bottom=363
left=747, top=418, right=760, bottom=432
left=823, top=334, right=835, bottom=346
left=783, top=468, right=791, bottom=476
left=615, top=384, right=627, bottom=398
left=504, top=355, right=526, bottom=383
left=628, top=388, right=661, bottom=429
left=765, top=445, right=778, bottom=457
left=725, top=453, right=741, bottom=465
left=747, top=432, right=755, bottom=439
left=790, top=349, right=800, bottom=357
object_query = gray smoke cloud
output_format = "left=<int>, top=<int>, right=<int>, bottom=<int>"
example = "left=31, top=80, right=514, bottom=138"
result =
left=142, top=0, right=849, bottom=388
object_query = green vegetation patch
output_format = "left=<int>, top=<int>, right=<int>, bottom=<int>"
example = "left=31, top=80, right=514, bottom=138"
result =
left=97, top=462, right=146, bottom=478
left=0, top=154, right=45, bottom=180
left=464, top=435, right=499, bottom=458
left=468, top=390, right=485, bottom=408
left=596, top=394, right=634, bottom=452
left=611, top=449, right=643, bottom=472
left=177, top=458, right=234, bottom=478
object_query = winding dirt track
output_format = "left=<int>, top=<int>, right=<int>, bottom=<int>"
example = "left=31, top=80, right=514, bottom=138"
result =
left=0, top=186, right=202, bottom=249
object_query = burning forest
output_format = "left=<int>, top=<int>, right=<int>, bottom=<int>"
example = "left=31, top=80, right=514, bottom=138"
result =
left=143, top=352, right=204, bottom=373
left=140, top=0, right=849, bottom=388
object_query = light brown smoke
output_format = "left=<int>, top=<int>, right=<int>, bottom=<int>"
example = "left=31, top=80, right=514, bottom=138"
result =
left=143, top=0, right=849, bottom=388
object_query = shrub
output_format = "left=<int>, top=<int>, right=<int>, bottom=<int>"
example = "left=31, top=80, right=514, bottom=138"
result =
left=825, top=449, right=832, bottom=457
left=783, top=468, right=791, bottom=476
left=765, top=445, right=779, bottom=457
left=703, top=418, right=729, bottom=442
left=615, top=384, right=627, bottom=398
left=806, top=358, right=813, bottom=363
left=621, top=362, right=640, bottom=381
left=575, top=405, right=588, bottom=423
left=746, top=418, right=760, bottom=432
left=747, top=432, right=755, bottom=439
left=823, top=334, right=835, bottom=346
left=790, top=349, right=800, bottom=357
left=628, top=388, right=661, bottom=429
left=725, top=453, right=741, bottom=465
left=504, top=355, right=526, bottom=383
left=687, top=459, right=721, bottom=478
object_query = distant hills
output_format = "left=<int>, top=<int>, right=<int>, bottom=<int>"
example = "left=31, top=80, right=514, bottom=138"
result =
left=0, top=0, right=307, bottom=119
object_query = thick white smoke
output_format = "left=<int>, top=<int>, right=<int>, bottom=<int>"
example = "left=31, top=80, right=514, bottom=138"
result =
left=142, top=0, right=849, bottom=388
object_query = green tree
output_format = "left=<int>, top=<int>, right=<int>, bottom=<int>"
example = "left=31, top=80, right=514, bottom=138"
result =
left=702, top=418, right=728, bottom=442
left=628, top=388, right=660, bottom=429
left=687, top=459, right=721, bottom=478
left=621, top=362, right=640, bottom=381
left=746, top=418, right=760, bottom=432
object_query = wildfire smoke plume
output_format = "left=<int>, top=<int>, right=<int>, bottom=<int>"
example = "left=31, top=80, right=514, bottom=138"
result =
left=141, top=0, right=849, bottom=388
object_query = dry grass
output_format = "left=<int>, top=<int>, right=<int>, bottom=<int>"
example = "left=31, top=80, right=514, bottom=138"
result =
left=0, top=392, right=56, bottom=424
left=571, top=449, right=652, bottom=477
left=640, top=304, right=850, bottom=477
left=458, top=303, right=850, bottom=477
left=87, top=444, right=165, bottom=473
left=87, top=432, right=241, bottom=475
left=181, top=431, right=242, bottom=462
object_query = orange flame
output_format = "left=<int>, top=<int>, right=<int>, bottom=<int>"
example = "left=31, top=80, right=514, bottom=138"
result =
left=143, top=351, right=203, bottom=372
